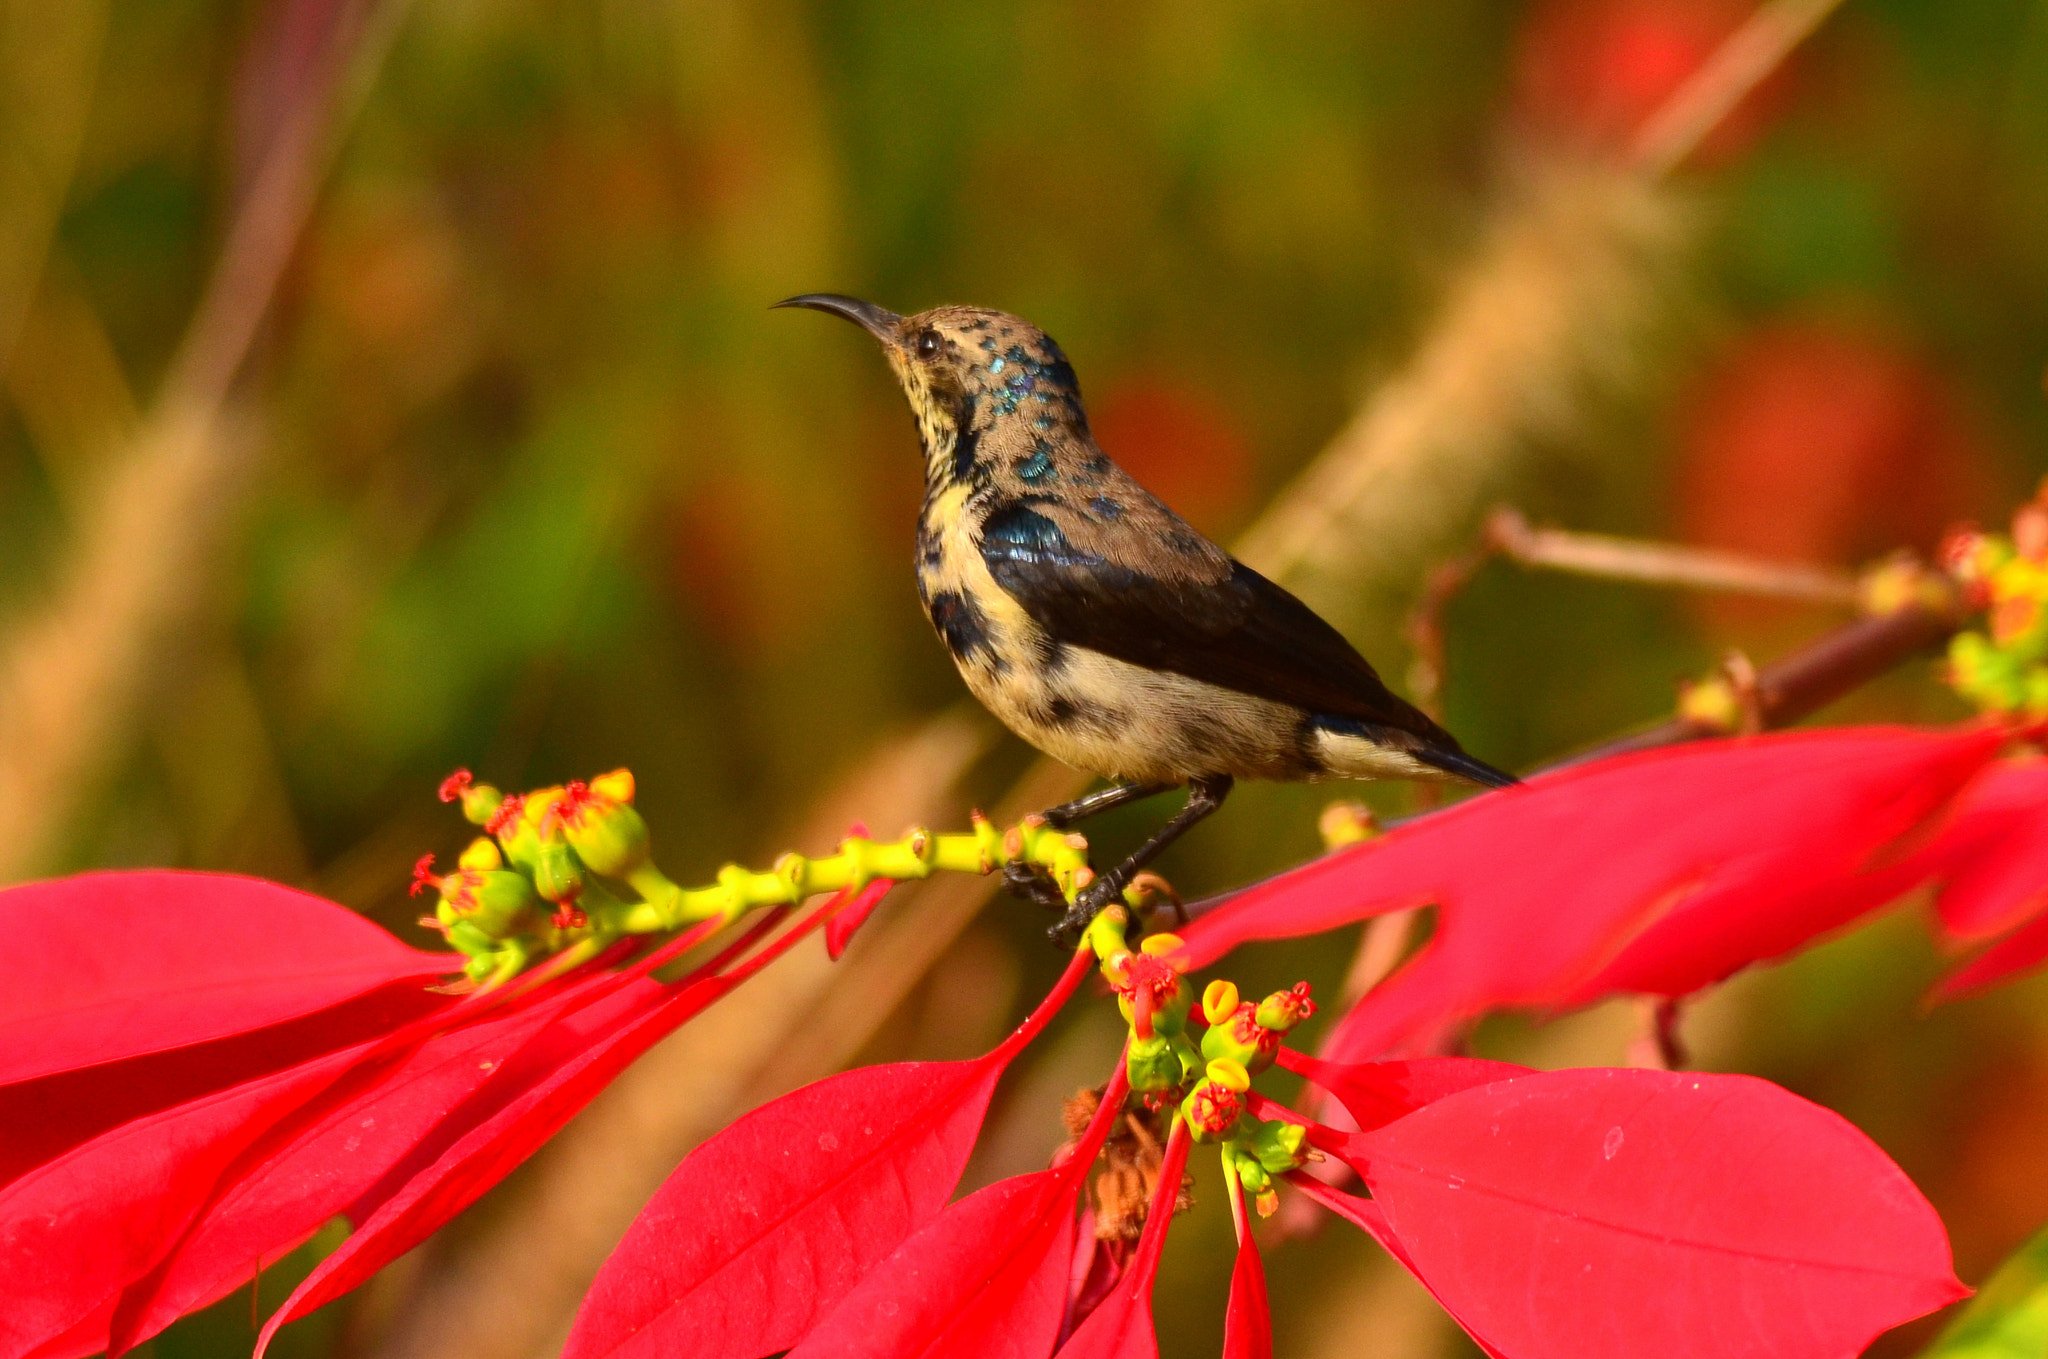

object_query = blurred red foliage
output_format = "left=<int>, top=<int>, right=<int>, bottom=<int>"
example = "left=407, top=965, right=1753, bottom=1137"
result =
left=1678, top=318, right=1999, bottom=577
left=1089, top=378, right=1254, bottom=537
left=1512, top=0, right=1785, bottom=162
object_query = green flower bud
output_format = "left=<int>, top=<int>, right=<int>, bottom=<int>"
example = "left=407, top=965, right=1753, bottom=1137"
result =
left=1244, top=1116, right=1309, bottom=1174
left=1199, top=1002, right=1280, bottom=1073
left=560, top=791, right=651, bottom=878
left=1228, top=1147, right=1272, bottom=1199
left=1111, top=942, right=1192, bottom=1038
left=488, top=793, right=541, bottom=871
left=440, top=769, right=505, bottom=827
left=1253, top=981, right=1317, bottom=1033
left=1126, top=1034, right=1184, bottom=1095
left=531, top=836, right=585, bottom=905
left=458, top=837, right=503, bottom=872
left=458, top=870, right=542, bottom=937
left=444, top=918, right=497, bottom=960
left=1180, top=1058, right=1249, bottom=1142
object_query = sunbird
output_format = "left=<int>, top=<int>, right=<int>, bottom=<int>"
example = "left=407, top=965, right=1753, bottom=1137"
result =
left=779, top=296, right=1515, bottom=941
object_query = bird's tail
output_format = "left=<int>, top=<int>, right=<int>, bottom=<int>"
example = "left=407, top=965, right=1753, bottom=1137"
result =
left=1414, top=746, right=1520, bottom=789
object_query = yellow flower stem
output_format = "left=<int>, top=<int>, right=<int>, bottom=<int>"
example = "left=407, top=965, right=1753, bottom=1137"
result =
left=1222, top=1144, right=1249, bottom=1245
left=609, top=812, right=1097, bottom=937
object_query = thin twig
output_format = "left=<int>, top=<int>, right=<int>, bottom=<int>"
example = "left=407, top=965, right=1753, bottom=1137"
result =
left=1628, top=0, right=1850, bottom=177
left=1403, top=547, right=1493, bottom=724
left=1485, top=506, right=1861, bottom=604
left=0, top=0, right=411, bottom=883
left=1624, top=997, right=1688, bottom=1070
left=160, top=0, right=412, bottom=418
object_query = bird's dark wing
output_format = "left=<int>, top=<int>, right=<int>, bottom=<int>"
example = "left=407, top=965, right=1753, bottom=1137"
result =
left=978, top=502, right=1457, bottom=746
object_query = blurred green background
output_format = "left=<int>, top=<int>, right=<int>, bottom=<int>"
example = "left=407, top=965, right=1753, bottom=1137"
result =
left=9, top=1, right=2048, bottom=1355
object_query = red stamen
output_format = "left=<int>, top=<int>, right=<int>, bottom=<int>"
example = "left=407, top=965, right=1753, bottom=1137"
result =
left=557, top=780, right=602, bottom=826
left=1115, top=953, right=1179, bottom=1040
left=1187, top=1083, right=1242, bottom=1136
left=409, top=854, right=438, bottom=898
left=485, top=794, right=525, bottom=837
left=438, top=769, right=474, bottom=803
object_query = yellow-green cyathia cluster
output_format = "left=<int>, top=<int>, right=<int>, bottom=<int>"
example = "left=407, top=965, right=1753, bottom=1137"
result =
left=1087, top=909, right=1317, bottom=1218
left=1947, top=489, right=2048, bottom=716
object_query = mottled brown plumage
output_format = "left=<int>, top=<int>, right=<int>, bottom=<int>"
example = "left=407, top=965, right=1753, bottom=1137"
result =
left=778, top=294, right=1514, bottom=939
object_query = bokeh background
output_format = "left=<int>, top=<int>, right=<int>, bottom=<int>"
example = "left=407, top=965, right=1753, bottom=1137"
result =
left=6, top=1, right=2048, bottom=1355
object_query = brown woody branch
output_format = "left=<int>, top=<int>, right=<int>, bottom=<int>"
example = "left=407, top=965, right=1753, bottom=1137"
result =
left=1565, top=603, right=1959, bottom=764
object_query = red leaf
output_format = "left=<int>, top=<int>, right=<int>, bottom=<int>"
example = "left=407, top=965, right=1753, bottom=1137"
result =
left=1284, top=1175, right=1510, bottom=1359
left=1180, top=727, right=1999, bottom=1063
left=107, top=982, right=600, bottom=1353
left=1563, top=860, right=1932, bottom=1006
left=254, top=876, right=882, bottom=1351
left=1059, top=1208, right=1121, bottom=1347
left=1055, top=1119, right=1191, bottom=1359
left=0, top=1027, right=390, bottom=1359
left=568, top=1062, right=1006, bottom=1358
left=825, top=878, right=895, bottom=961
left=565, top=949, right=1095, bottom=1359
left=0, top=981, right=451, bottom=1190
left=1930, top=907, right=2048, bottom=1001
left=792, top=1168, right=1081, bottom=1359
left=1275, top=1051, right=1531, bottom=1132
left=0, top=872, right=455, bottom=1087
left=1338, top=1067, right=1967, bottom=1359
left=1919, top=760, right=2048, bottom=937
left=18, top=1305, right=112, bottom=1359
left=784, top=1061, right=1132, bottom=1359
left=1220, top=1189, right=1271, bottom=1359
left=253, top=976, right=683, bottom=1354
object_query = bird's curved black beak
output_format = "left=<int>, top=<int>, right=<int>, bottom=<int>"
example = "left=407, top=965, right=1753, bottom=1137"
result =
left=772, top=294, right=903, bottom=346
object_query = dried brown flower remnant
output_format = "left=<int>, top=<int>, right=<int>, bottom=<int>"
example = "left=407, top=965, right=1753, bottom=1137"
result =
left=1059, top=1085, right=1193, bottom=1245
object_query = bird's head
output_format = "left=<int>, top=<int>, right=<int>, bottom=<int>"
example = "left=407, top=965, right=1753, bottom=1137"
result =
left=775, top=294, right=1087, bottom=488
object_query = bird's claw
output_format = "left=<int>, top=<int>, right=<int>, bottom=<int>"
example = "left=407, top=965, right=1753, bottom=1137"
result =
left=1047, top=876, right=1121, bottom=950
left=1001, top=859, right=1069, bottom=914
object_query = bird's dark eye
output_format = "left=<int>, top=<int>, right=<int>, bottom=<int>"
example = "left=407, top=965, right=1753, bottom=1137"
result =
left=915, top=329, right=942, bottom=360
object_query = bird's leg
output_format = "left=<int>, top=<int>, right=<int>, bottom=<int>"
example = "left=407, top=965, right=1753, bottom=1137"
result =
left=1001, top=859, right=1070, bottom=914
left=1039, top=781, right=1175, bottom=830
left=1050, top=775, right=1233, bottom=947
left=1005, top=781, right=1172, bottom=914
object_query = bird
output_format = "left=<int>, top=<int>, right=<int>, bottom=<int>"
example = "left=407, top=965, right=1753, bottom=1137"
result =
left=777, top=295, right=1516, bottom=943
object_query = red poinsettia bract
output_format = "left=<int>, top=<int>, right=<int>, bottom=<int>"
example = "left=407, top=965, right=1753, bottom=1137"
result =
left=567, top=966, right=1963, bottom=1359
left=8, top=722, right=2023, bottom=1357
left=1897, top=756, right=2048, bottom=997
left=1179, top=724, right=2013, bottom=1063
left=0, top=869, right=889, bottom=1359
left=1279, top=1058, right=1963, bottom=1359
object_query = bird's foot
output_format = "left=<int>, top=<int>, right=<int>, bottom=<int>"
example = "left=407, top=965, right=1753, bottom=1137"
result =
left=1125, top=871, right=1184, bottom=927
left=1001, top=859, right=1069, bottom=915
left=1048, top=876, right=1122, bottom=950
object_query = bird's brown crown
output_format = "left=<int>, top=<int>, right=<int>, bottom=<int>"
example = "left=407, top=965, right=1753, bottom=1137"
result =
left=884, top=306, right=1090, bottom=491
left=774, top=295, right=1089, bottom=491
